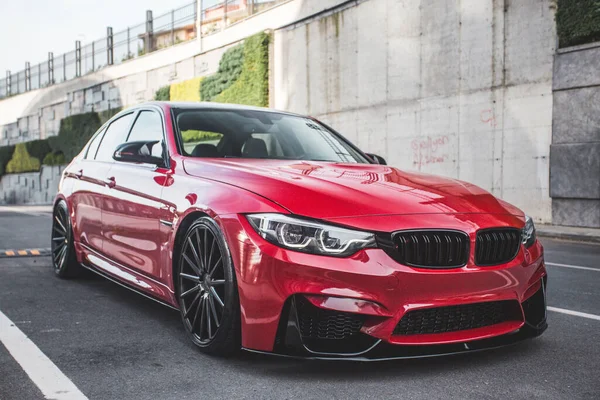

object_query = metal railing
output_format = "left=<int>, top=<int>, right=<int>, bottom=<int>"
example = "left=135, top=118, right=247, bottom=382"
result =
left=0, top=0, right=287, bottom=100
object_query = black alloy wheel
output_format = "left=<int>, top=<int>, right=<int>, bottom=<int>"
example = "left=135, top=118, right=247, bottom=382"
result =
left=51, top=201, right=80, bottom=278
left=177, top=217, right=240, bottom=356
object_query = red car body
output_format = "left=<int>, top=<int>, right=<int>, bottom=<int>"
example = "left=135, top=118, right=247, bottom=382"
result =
left=55, top=102, right=547, bottom=359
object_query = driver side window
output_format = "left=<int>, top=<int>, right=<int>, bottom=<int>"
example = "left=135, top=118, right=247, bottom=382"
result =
left=95, top=113, right=134, bottom=162
left=127, top=110, right=164, bottom=159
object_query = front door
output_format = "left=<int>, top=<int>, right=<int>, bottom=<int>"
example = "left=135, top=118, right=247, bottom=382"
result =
left=100, top=109, right=170, bottom=282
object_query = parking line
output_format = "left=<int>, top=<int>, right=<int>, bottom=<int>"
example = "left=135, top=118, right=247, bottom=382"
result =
left=548, top=306, right=600, bottom=321
left=546, top=262, right=599, bottom=272
left=0, top=310, right=88, bottom=400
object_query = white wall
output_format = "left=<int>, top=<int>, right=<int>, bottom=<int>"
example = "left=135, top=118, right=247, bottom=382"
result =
left=273, top=0, right=557, bottom=223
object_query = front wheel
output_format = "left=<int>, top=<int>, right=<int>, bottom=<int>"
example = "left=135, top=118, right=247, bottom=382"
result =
left=51, top=200, right=80, bottom=278
left=176, top=217, right=241, bottom=356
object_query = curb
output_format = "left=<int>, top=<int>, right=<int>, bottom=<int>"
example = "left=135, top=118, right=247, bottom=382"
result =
left=536, top=230, right=600, bottom=245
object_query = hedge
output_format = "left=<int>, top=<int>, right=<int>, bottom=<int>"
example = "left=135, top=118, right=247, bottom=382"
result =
left=181, top=130, right=222, bottom=142
left=201, top=44, right=245, bottom=102
left=557, top=0, right=600, bottom=48
left=43, top=151, right=66, bottom=166
left=6, top=143, right=40, bottom=174
left=155, top=85, right=171, bottom=101
left=0, top=145, right=15, bottom=176
left=214, top=32, right=270, bottom=107
left=25, top=139, right=52, bottom=164
left=48, top=112, right=102, bottom=160
left=170, top=77, right=203, bottom=102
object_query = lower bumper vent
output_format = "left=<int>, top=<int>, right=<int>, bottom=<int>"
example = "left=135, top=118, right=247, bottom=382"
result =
left=394, top=300, right=522, bottom=336
left=296, top=296, right=364, bottom=340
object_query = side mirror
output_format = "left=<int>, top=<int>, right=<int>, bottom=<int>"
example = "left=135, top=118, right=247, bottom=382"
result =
left=113, top=141, right=163, bottom=165
left=365, top=153, right=387, bottom=165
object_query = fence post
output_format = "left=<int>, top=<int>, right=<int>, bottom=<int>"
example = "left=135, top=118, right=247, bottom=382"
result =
left=249, top=0, right=254, bottom=15
left=63, top=54, right=66, bottom=81
left=107, top=27, right=114, bottom=65
left=171, top=9, right=175, bottom=45
left=223, top=0, right=227, bottom=31
left=25, top=62, right=31, bottom=91
left=127, top=27, right=131, bottom=59
left=38, top=64, right=41, bottom=87
left=91, top=42, right=95, bottom=72
left=145, top=10, right=154, bottom=54
left=75, top=41, right=82, bottom=77
left=48, top=52, right=54, bottom=85
left=6, top=71, right=10, bottom=96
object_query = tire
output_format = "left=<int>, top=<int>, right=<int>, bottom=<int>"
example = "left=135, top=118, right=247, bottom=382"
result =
left=51, top=200, right=80, bottom=278
left=176, top=217, right=241, bottom=356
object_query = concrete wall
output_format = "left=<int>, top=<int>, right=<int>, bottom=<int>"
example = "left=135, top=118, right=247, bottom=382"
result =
left=273, top=0, right=557, bottom=223
left=551, top=42, right=600, bottom=228
left=0, top=165, right=65, bottom=205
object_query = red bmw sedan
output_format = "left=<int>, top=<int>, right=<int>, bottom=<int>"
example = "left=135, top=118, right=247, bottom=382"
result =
left=52, top=102, right=547, bottom=360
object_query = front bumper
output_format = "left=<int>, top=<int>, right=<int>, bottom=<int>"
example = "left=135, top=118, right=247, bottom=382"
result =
left=220, top=214, right=548, bottom=359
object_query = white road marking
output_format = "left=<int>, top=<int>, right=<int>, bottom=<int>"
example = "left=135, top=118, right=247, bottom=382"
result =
left=546, top=262, right=599, bottom=272
left=0, top=310, right=88, bottom=400
left=548, top=306, right=600, bottom=321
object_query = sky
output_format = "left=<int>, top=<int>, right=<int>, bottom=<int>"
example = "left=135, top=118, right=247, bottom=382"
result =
left=0, top=0, right=195, bottom=73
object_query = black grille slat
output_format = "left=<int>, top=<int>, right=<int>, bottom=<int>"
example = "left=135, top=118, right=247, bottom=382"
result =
left=393, top=300, right=521, bottom=336
left=380, top=230, right=469, bottom=268
left=475, top=228, right=521, bottom=266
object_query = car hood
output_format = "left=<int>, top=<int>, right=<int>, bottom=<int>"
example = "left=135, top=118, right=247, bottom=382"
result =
left=182, top=159, right=523, bottom=219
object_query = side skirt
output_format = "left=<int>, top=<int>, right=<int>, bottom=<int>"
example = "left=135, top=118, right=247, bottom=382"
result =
left=78, top=242, right=179, bottom=310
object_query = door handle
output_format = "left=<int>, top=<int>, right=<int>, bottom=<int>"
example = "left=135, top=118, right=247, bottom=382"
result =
left=104, top=177, right=116, bottom=188
left=75, top=169, right=83, bottom=179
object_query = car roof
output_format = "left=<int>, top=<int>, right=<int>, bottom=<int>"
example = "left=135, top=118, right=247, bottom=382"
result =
left=139, top=101, right=303, bottom=117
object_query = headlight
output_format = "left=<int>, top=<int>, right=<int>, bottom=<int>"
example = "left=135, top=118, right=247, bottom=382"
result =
left=522, top=215, right=536, bottom=248
left=246, top=213, right=376, bottom=257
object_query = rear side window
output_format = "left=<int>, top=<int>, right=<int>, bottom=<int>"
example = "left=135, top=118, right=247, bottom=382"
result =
left=127, top=111, right=164, bottom=158
left=85, top=128, right=105, bottom=160
left=95, top=113, right=134, bottom=162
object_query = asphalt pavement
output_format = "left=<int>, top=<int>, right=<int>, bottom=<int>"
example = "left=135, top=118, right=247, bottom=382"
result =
left=0, top=208, right=598, bottom=399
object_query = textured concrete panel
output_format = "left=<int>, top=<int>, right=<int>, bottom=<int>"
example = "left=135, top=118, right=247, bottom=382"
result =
left=504, top=0, right=556, bottom=86
left=552, top=87, right=600, bottom=144
left=550, top=143, right=600, bottom=199
left=552, top=199, right=600, bottom=228
left=554, top=45, right=600, bottom=90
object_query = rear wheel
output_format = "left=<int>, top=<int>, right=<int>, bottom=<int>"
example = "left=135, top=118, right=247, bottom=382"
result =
left=176, top=217, right=240, bottom=356
left=51, top=200, right=80, bottom=278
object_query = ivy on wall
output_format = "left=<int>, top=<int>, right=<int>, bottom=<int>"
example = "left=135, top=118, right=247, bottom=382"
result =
left=48, top=112, right=102, bottom=161
left=170, top=77, right=203, bottom=102
left=6, top=143, right=40, bottom=174
left=556, top=0, right=600, bottom=48
left=214, top=32, right=270, bottom=107
left=154, top=85, right=171, bottom=101
left=25, top=140, right=52, bottom=165
left=200, top=44, right=245, bottom=102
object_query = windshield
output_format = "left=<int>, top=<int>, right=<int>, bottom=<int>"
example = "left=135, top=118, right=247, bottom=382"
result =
left=173, top=108, right=369, bottom=163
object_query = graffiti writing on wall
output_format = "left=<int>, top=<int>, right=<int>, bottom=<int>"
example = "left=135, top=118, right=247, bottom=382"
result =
left=411, top=135, right=449, bottom=168
left=480, top=109, right=498, bottom=128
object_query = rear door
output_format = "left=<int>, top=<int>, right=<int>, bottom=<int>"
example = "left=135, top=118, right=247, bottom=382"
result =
left=70, top=113, right=134, bottom=254
left=101, top=108, right=171, bottom=281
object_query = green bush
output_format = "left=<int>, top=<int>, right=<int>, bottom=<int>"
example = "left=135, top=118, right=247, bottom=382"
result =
left=557, top=0, right=600, bottom=48
left=155, top=85, right=171, bottom=101
left=42, top=152, right=66, bottom=166
left=214, top=32, right=270, bottom=107
left=200, top=44, right=245, bottom=102
left=6, top=143, right=41, bottom=174
left=0, top=145, right=15, bottom=176
left=49, top=112, right=102, bottom=161
left=171, top=77, right=203, bottom=102
left=25, top=139, right=52, bottom=164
